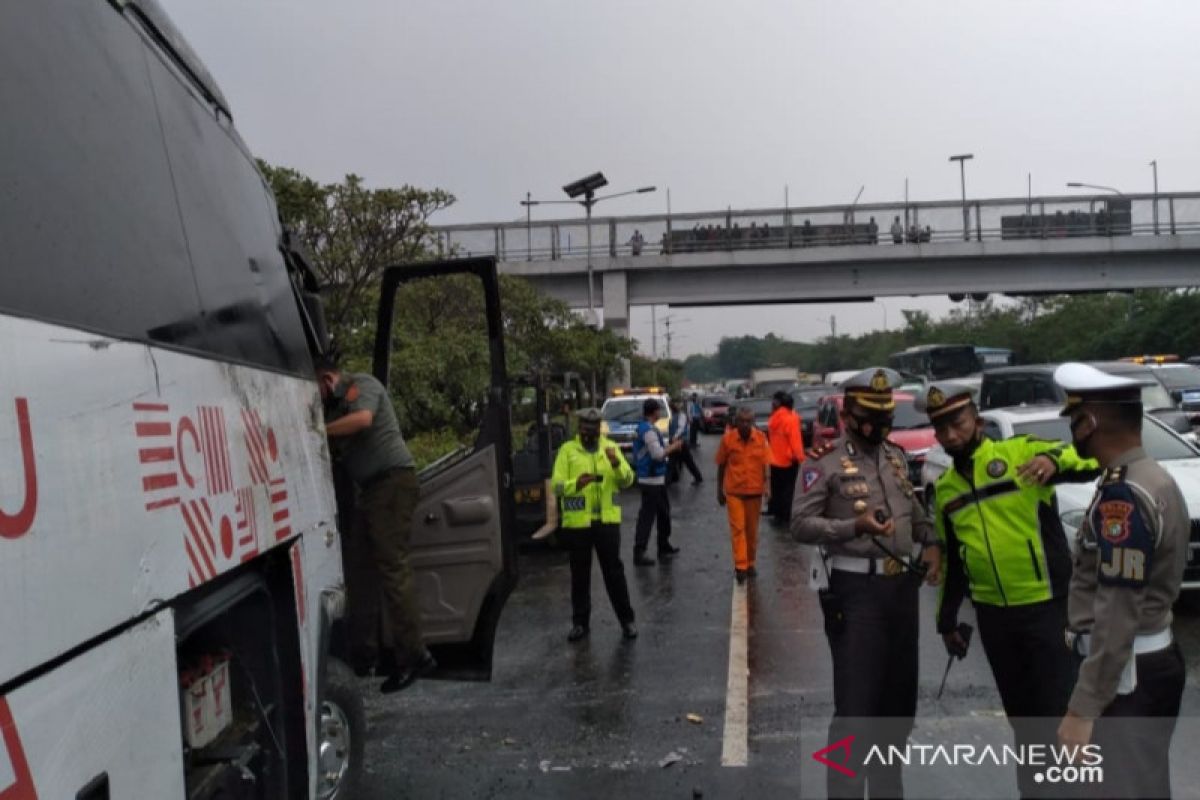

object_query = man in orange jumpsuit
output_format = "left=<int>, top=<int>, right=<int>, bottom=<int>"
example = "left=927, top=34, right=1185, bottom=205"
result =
left=767, top=390, right=805, bottom=524
left=716, top=406, right=772, bottom=584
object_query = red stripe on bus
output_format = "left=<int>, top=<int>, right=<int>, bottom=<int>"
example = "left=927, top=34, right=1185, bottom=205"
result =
left=135, top=422, right=171, bottom=437
left=142, top=473, right=178, bottom=492
left=138, top=447, right=175, bottom=463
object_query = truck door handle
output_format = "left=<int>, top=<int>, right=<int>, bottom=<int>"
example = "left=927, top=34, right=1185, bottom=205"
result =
left=424, top=512, right=440, bottom=524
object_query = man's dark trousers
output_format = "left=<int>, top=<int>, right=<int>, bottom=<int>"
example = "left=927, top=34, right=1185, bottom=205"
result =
left=1091, top=642, right=1184, bottom=800
left=825, top=570, right=919, bottom=800
left=669, top=443, right=703, bottom=484
left=634, top=483, right=672, bottom=554
left=769, top=461, right=798, bottom=521
left=974, top=597, right=1075, bottom=799
left=347, top=467, right=424, bottom=668
left=563, top=523, right=634, bottom=627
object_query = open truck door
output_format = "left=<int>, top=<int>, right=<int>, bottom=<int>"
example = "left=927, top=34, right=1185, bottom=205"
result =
left=370, top=257, right=518, bottom=680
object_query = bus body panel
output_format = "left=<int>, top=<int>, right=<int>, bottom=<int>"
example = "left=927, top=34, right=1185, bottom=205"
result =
left=1, top=610, right=185, bottom=799
left=0, top=313, right=337, bottom=687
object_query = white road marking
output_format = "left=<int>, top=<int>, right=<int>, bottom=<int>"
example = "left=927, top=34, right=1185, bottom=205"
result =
left=721, top=582, right=750, bottom=767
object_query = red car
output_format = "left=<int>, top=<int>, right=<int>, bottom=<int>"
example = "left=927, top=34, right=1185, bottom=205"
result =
left=812, top=392, right=937, bottom=492
left=698, top=395, right=732, bottom=433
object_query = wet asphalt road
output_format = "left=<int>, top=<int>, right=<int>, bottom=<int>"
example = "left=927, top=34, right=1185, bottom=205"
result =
left=356, top=433, right=1200, bottom=799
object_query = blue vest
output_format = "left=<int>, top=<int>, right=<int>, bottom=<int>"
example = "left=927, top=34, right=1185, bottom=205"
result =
left=633, top=419, right=667, bottom=479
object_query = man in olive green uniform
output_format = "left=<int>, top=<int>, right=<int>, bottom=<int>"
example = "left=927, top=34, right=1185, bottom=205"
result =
left=792, top=367, right=942, bottom=800
left=552, top=408, right=638, bottom=642
left=317, top=358, right=434, bottom=694
left=1054, top=363, right=1188, bottom=799
left=920, top=381, right=1099, bottom=798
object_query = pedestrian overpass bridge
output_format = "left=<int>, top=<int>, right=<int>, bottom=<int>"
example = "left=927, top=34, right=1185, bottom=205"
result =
left=433, top=192, right=1200, bottom=342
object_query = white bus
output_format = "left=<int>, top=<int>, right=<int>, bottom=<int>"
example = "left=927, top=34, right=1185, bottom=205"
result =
left=0, top=2, right=516, bottom=797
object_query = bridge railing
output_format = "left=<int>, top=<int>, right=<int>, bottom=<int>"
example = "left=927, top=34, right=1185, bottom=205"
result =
left=431, top=193, right=1200, bottom=262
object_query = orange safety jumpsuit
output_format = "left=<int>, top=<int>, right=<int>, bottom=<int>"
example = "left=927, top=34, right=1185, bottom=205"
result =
left=715, top=426, right=771, bottom=571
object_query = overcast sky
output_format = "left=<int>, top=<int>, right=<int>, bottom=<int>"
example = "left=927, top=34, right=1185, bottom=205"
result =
left=161, top=1, right=1199, bottom=358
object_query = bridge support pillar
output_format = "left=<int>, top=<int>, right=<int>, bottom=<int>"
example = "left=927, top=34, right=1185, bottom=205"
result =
left=603, top=270, right=631, bottom=387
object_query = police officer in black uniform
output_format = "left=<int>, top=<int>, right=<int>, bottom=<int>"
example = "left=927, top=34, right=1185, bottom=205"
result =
left=792, top=368, right=942, bottom=799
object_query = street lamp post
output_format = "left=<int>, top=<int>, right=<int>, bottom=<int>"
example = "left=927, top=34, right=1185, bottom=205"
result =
left=522, top=173, right=656, bottom=328
left=520, top=174, right=656, bottom=397
left=949, top=154, right=974, bottom=241
left=1150, top=160, right=1159, bottom=234
left=1066, top=182, right=1123, bottom=195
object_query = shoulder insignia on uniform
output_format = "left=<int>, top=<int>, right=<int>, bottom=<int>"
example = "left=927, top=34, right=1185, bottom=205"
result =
left=807, top=442, right=833, bottom=459
left=1101, top=465, right=1128, bottom=485
left=1091, top=478, right=1153, bottom=587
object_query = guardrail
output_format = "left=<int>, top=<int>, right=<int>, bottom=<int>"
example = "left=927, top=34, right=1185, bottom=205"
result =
left=431, top=193, right=1200, bottom=262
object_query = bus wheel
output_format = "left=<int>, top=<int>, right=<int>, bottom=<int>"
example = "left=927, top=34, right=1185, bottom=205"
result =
left=317, top=659, right=364, bottom=799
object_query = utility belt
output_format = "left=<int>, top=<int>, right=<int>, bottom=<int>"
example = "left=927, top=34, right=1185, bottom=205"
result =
left=1065, top=627, right=1173, bottom=696
left=829, top=555, right=906, bottom=577
left=1065, top=627, right=1172, bottom=659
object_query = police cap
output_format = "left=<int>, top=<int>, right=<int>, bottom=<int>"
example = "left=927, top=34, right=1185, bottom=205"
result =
left=917, top=381, right=976, bottom=420
left=842, top=367, right=902, bottom=412
left=1053, top=363, right=1149, bottom=417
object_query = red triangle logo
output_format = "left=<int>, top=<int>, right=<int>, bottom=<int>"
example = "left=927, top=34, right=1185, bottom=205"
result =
left=812, top=734, right=857, bottom=778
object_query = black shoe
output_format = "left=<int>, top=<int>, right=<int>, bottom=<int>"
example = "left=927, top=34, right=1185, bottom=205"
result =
left=633, top=553, right=657, bottom=566
left=735, top=569, right=748, bottom=585
left=621, top=622, right=638, bottom=640
left=567, top=625, right=589, bottom=643
left=380, top=651, right=437, bottom=694
left=658, top=544, right=681, bottom=557
left=747, top=566, right=758, bottom=578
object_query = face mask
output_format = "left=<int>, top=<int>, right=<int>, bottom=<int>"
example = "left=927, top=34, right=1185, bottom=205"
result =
left=1070, top=414, right=1095, bottom=459
left=848, top=412, right=891, bottom=445
left=945, top=430, right=982, bottom=462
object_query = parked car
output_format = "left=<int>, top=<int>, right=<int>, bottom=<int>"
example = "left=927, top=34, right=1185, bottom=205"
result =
left=737, top=397, right=776, bottom=435
left=812, top=392, right=937, bottom=490
left=919, top=406, right=1200, bottom=590
left=699, top=394, right=732, bottom=433
left=600, top=390, right=670, bottom=454
left=1148, top=363, right=1200, bottom=412
left=979, top=363, right=1198, bottom=441
left=791, top=384, right=835, bottom=446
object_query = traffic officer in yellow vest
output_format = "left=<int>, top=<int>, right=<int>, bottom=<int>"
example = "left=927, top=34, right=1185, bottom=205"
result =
left=552, top=408, right=639, bottom=643
left=792, top=367, right=942, bottom=800
left=920, top=381, right=1099, bottom=798
left=1054, top=363, right=1188, bottom=799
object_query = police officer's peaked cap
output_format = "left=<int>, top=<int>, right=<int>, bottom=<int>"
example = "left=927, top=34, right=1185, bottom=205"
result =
left=1053, top=363, right=1149, bottom=417
left=576, top=407, right=604, bottom=423
left=917, top=381, right=977, bottom=419
left=842, top=367, right=902, bottom=412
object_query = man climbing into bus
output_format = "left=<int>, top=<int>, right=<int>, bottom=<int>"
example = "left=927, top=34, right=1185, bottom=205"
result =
left=316, top=356, right=435, bottom=694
